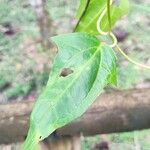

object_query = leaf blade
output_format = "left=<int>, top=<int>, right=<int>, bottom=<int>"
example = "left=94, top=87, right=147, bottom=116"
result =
left=23, top=33, right=117, bottom=150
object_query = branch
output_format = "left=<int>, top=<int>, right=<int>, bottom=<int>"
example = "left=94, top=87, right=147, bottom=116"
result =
left=0, top=88, right=150, bottom=144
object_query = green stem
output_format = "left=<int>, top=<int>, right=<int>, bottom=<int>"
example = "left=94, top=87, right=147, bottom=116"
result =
left=22, top=123, right=40, bottom=150
left=115, top=44, right=150, bottom=70
left=96, top=3, right=150, bottom=70
left=107, top=0, right=112, bottom=31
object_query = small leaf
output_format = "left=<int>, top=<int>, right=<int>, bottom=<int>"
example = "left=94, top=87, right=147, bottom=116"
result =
left=75, top=0, right=130, bottom=34
left=23, top=33, right=117, bottom=150
left=75, top=0, right=106, bottom=34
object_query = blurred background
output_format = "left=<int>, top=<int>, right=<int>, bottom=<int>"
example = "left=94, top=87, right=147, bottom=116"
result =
left=0, top=0, right=150, bottom=149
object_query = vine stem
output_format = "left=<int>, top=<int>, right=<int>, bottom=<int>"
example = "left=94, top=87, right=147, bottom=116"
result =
left=115, top=45, right=150, bottom=69
left=96, top=0, right=150, bottom=70
left=107, top=0, right=112, bottom=31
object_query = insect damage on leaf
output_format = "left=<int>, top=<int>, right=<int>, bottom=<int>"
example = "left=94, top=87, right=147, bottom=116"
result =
left=23, top=33, right=117, bottom=150
left=59, top=68, right=74, bottom=77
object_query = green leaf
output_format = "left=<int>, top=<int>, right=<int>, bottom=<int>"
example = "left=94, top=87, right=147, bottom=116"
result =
left=23, top=33, right=117, bottom=150
left=75, top=0, right=129, bottom=34
left=76, top=0, right=89, bottom=18
left=75, top=0, right=106, bottom=34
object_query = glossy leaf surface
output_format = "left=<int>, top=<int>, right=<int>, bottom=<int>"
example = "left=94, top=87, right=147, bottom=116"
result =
left=23, top=33, right=117, bottom=150
left=75, top=0, right=129, bottom=34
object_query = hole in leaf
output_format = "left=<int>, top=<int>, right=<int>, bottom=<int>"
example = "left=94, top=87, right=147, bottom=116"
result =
left=59, top=68, right=73, bottom=77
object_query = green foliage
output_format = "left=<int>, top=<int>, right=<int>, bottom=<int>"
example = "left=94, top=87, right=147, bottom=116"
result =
left=0, top=0, right=149, bottom=149
left=23, top=33, right=117, bottom=149
left=23, top=0, right=131, bottom=149
left=75, top=0, right=129, bottom=34
left=75, top=0, right=106, bottom=34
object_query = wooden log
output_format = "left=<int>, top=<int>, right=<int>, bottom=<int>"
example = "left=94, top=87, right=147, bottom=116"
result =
left=57, top=88, right=150, bottom=136
left=0, top=88, right=150, bottom=144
